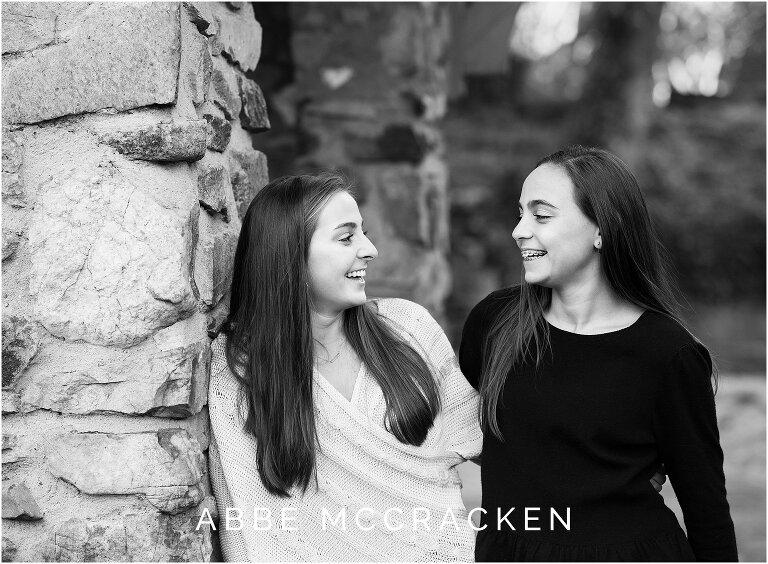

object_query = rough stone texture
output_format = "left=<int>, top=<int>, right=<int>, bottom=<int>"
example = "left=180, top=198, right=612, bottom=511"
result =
left=197, top=160, right=229, bottom=215
left=1, top=3, right=57, bottom=55
left=194, top=213, right=238, bottom=309
left=2, top=434, right=16, bottom=451
left=98, top=121, right=207, bottom=162
left=206, top=295, right=230, bottom=338
left=227, top=147, right=269, bottom=219
left=47, top=510, right=212, bottom=561
left=210, top=56, right=242, bottom=120
left=1, top=4, right=267, bottom=561
left=184, top=2, right=215, bottom=36
left=19, top=347, right=210, bottom=418
left=2, top=128, right=25, bottom=208
left=2, top=224, right=22, bottom=261
left=2, top=536, right=17, bottom=561
left=47, top=429, right=205, bottom=514
left=238, top=75, right=271, bottom=132
left=2, top=3, right=181, bottom=124
left=183, top=20, right=213, bottom=106
left=1, top=315, right=39, bottom=389
left=204, top=112, right=232, bottom=152
left=28, top=168, right=199, bottom=347
left=1, top=433, right=28, bottom=464
left=15, top=313, right=210, bottom=418
left=210, top=2, right=262, bottom=71
left=1, top=482, right=43, bottom=520
left=2, top=391, right=21, bottom=414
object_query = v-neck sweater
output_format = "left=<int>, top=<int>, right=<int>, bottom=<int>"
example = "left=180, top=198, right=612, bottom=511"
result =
left=459, top=287, right=737, bottom=562
left=209, top=298, right=483, bottom=561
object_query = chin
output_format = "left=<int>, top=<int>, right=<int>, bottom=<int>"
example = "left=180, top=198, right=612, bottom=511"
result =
left=523, top=270, right=546, bottom=285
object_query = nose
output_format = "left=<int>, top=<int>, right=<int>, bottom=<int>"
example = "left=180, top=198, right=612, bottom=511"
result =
left=359, top=233, right=378, bottom=262
left=512, top=215, right=531, bottom=244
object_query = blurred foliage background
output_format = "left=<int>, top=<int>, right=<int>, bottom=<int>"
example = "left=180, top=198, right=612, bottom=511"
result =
left=445, top=2, right=766, bottom=375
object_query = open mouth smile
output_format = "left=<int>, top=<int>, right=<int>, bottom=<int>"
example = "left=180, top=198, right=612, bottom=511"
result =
left=345, top=269, right=366, bottom=283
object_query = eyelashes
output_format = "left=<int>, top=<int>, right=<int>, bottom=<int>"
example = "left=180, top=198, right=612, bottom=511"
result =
left=340, top=231, right=370, bottom=243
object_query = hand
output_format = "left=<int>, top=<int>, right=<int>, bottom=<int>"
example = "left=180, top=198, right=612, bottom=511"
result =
left=650, top=467, right=667, bottom=493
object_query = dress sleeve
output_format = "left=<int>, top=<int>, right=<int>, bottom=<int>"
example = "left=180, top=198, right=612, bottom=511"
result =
left=458, top=299, right=488, bottom=391
left=653, top=342, right=738, bottom=561
left=403, top=302, right=483, bottom=461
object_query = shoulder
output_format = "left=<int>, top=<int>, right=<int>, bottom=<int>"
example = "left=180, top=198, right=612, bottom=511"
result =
left=636, top=312, right=713, bottom=385
left=464, top=285, right=520, bottom=332
left=369, top=297, right=435, bottom=328
left=637, top=311, right=705, bottom=359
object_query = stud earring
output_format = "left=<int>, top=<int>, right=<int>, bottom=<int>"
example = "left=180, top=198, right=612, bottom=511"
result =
left=594, top=241, right=602, bottom=253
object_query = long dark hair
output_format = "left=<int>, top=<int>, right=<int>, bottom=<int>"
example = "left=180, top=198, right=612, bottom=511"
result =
left=224, top=173, right=441, bottom=497
left=481, top=145, right=689, bottom=440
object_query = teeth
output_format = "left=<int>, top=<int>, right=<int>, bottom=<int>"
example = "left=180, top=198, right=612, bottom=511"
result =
left=521, top=250, right=546, bottom=258
left=345, top=269, right=366, bottom=278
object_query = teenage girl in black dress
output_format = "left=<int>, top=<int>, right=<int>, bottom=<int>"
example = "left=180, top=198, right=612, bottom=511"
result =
left=460, top=146, right=737, bottom=561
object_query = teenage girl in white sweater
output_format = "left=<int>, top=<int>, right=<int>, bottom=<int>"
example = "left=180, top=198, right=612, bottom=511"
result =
left=208, top=174, right=483, bottom=561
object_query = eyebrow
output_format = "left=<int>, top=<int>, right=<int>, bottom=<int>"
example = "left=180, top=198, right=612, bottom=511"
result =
left=333, top=221, right=364, bottom=230
left=518, top=199, right=559, bottom=210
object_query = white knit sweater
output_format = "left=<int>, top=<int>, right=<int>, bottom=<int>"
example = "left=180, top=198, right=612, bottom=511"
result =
left=208, top=298, right=482, bottom=562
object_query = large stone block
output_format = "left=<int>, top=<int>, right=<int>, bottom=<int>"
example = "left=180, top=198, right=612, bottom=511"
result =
left=47, top=429, right=206, bottom=514
left=1, top=3, right=56, bottom=55
left=47, top=510, right=212, bottom=561
left=228, top=148, right=269, bottom=219
left=1, top=315, right=39, bottom=389
left=98, top=120, right=207, bottom=162
left=2, top=3, right=181, bottom=124
left=207, top=3, right=262, bottom=71
left=19, top=314, right=209, bottom=418
left=238, top=75, right=271, bottom=132
left=1, top=482, right=43, bottom=520
left=209, top=56, right=242, bottom=120
left=194, top=214, right=237, bottom=309
left=28, top=168, right=198, bottom=346
left=183, top=20, right=212, bottom=106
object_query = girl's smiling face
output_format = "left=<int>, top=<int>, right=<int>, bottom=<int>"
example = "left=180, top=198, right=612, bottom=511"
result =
left=307, top=192, right=378, bottom=316
left=513, top=164, right=601, bottom=290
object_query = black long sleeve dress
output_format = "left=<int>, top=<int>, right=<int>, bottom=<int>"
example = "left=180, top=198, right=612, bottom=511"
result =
left=459, top=287, right=738, bottom=562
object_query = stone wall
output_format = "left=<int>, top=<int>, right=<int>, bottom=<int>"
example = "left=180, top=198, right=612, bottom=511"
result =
left=278, top=3, right=453, bottom=318
left=1, top=3, right=268, bottom=560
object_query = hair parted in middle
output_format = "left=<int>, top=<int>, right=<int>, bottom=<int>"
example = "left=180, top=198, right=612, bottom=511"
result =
left=224, top=173, right=441, bottom=497
left=480, top=145, right=691, bottom=440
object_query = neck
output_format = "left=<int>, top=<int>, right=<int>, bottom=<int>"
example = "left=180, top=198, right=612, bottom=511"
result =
left=547, top=272, right=626, bottom=331
left=311, top=309, right=345, bottom=346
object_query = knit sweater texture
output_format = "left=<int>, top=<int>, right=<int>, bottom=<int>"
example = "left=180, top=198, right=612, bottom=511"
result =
left=209, top=298, right=483, bottom=561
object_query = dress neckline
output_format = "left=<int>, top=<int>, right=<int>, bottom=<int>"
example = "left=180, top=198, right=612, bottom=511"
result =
left=546, top=310, right=649, bottom=337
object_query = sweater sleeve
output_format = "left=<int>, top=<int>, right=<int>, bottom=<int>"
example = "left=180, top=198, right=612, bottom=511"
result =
left=653, top=342, right=738, bottom=561
left=209, top=437, right=251, bottom=562
left=208, top=337, right=259, bottom=562
left=389, top=299, right=483, bottom=461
